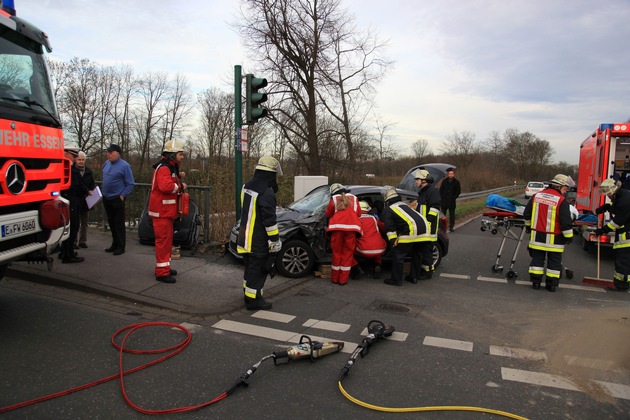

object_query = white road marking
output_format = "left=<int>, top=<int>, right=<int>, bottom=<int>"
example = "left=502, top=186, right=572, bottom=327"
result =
left=423, top=336, right=473, bottom=352
left=514, top=280, right=530, bottom=286
left=502, top=367, right=579, bottom=391
left=502, top=368, right=630, bottom=401
left=564, top=355, right=614, bottom=370
left=490, top=345, right=547, bottom=361
left=251, top=311, right=295, bottom=323
left=360, top=328, right=408, bottom=341
left=178, top=322, right=202, bottom=333
left=595, top=381, right=630, bottom=401
left=477, top=276, right=508, bottom=283
left=303, top=319, right=351, bottom=332
left=560, top=284, right=606, bottom=293
left=212, top=319, right=357, bottom=354
left=440, top=273, right=470, bottom=280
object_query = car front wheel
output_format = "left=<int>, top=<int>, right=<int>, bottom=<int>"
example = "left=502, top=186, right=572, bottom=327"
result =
left=276, top=239, right=316, bottom=278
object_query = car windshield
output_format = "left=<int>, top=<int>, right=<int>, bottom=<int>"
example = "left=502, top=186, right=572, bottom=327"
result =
left=528, top=182, right=544, bottom=188
left=287, top=186, right=330, bottom=215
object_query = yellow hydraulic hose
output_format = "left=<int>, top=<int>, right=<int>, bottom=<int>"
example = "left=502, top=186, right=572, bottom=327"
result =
left=338, top=381, right=528, bottom=420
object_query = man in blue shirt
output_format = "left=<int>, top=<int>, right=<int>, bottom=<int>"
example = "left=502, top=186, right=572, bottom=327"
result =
left=102, top=143, right=135, bottom=255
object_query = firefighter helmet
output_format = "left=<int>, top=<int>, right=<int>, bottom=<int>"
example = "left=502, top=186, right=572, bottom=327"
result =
left=330, top=183, right=349, bottom=195
left=163, top=140, right=185, bottom=153
left=549, top=174, right=573, bottom=187
left=359, top=201, right=371, bottom=212
left=255, top=156, right=283, bottom=175
left=413, top=169, right=430, bottom=180
left=384, top=187, right=399, bottom=203
left=601, top=178, right=621, bottom=196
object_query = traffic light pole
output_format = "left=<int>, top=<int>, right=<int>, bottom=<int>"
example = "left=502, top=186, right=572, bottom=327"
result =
left=234, top=64, right=242, bottom=221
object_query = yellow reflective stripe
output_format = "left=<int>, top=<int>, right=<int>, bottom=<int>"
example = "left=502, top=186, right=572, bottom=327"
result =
left=386, top=231, right=398, bottom=241
left=392, top=204, right=417, bottom=236
left=266, top=224, right=279, bottom=236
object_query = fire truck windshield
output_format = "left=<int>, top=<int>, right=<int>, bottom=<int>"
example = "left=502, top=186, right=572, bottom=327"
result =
left=0, top=32, right=59, bottom=127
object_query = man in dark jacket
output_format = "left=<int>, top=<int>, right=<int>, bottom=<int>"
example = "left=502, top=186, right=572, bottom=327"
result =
left=439, top=167, right=461, bottom=232
left=237, top=156, right=282, bottom=310
left=595, top=179, right=630, bottom=291
left=60, top=148, right=85, bottom=263
left=74, top=151, right=96, bottom=249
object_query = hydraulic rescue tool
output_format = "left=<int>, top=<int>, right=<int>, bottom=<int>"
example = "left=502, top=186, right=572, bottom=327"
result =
left=229, top=336, right=344, bottom=391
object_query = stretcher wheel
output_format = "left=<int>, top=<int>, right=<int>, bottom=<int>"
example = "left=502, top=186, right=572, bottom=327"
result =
left=506, top=270, right=517, bottom=279
left=491, top=229, right=498, bottom=235
left=565, top=269, right=574, bottom=279
left=492, top=265, right=503, bottom=273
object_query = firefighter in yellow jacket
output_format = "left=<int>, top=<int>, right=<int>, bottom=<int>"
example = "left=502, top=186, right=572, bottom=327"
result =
left=237, top=156, right=282, bottom=310
left=523, top=174, right=574, bottom=292
left=595, top=179, right=630, bottom=291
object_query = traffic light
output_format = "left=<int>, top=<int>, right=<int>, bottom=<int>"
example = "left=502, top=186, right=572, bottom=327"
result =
left=245, top=74, right=268, bottom=124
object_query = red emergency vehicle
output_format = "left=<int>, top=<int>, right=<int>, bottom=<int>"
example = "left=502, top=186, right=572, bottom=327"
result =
left=576, top=122, right=630, bottom=249
left=0, top=1, right=71, bottom=280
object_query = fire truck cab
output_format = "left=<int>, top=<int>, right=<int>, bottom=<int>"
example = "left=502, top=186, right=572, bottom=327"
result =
left=0, top=0, right=71, bottom=280
left=576, top=122, right=630, bottom=249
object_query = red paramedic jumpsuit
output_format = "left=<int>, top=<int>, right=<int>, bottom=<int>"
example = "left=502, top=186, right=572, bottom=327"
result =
left=326, top=193, right=361, bottom=285
left=148, top=158, right=183, bottom=278
left=355, top=210, right=386, bottom=264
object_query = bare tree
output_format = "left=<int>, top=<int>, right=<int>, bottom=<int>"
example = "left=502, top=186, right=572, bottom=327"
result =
left=197, top=87, right=233, bottom=166
left=411, top=138, right=431, bottom=160
left=236, top=0, right=390, bottom=175
left=109, top=65, right=137, bottom=156
left=157, top=73, right=194, bottom=150
left=132, top=71, right=168, bottom=177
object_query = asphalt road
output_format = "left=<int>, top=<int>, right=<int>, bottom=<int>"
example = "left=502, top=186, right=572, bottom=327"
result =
left=1, top=217, right=629, bottom=419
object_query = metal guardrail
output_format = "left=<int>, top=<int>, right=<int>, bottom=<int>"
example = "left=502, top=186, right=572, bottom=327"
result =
left=88, top=182, right=211, bottom=241
left=458, top=185, right=524, bottom=201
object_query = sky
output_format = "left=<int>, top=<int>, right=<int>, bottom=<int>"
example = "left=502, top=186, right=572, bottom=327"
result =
left=16, top=0, right=630, bottom=165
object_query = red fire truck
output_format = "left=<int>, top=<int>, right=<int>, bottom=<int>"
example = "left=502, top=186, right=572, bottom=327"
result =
left=0, top=0, right=71, bottom=280
left=576, top=122, right=630, bottom=249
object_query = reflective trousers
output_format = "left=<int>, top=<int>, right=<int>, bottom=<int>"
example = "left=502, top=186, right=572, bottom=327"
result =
left=153, top=217, right=174, bottom=277
left=330, top=231, right=357, bottom=284
left=528, top=248, right=563, bottom=287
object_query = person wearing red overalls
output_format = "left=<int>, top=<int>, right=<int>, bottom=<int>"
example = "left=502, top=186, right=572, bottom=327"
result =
left=325, top=184, right=362, bottom=285
left=354, top=200, right=387, bottom=278
left=148, top=140, right=186, bottom=284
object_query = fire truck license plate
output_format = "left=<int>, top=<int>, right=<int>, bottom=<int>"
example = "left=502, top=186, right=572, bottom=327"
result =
left=2, top=219, right=37, bottom=238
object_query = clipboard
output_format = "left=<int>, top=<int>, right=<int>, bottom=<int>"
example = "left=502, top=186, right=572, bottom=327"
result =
left=86, top=186, right=103, bottom=209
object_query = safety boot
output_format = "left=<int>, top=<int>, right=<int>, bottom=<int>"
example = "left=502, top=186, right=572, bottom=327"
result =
left=404, top=275, right=417, bottom=284
left=245, top=297, right=272, bottom=310
left=373, top=263, right=381, bottom=279
left=156, top=275, right=176, bottom=284
left=418, top=270, right=432, bottom=280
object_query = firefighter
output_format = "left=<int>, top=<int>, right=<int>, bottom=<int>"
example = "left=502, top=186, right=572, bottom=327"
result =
left=523, top=174, right=574, bottom=292
left=325, top=183, right=362, bottom=285
left=354, top=200, right=387, bottom=278
left=382, top=187, right=429, bottom=286
left=414, top=169, right=441, bottom=279
left=237, top=156, right=282, bottom=310
left=148, top=140, right=186, bottom=284
left=595, top=179, right=630, bottom=291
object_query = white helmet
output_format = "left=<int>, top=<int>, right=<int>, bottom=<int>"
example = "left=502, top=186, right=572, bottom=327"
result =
left=163, top=139, right=185, bottom=153
left=255, top=156, right=283, bottom=175
left=601, top=178, right=621, bottom=196
left=330, top=183, right=348, bottom=195
left=384, top=187, right=398, bottom=202
left=413, top=169, right=430, bottom=180
left=549, top=174, right=573, bottom=187
left=359, top=201, right=371, bottom=212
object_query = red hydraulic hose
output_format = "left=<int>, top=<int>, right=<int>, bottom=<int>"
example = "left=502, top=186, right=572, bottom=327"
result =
left=0, top=321, right=230, bottom=415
